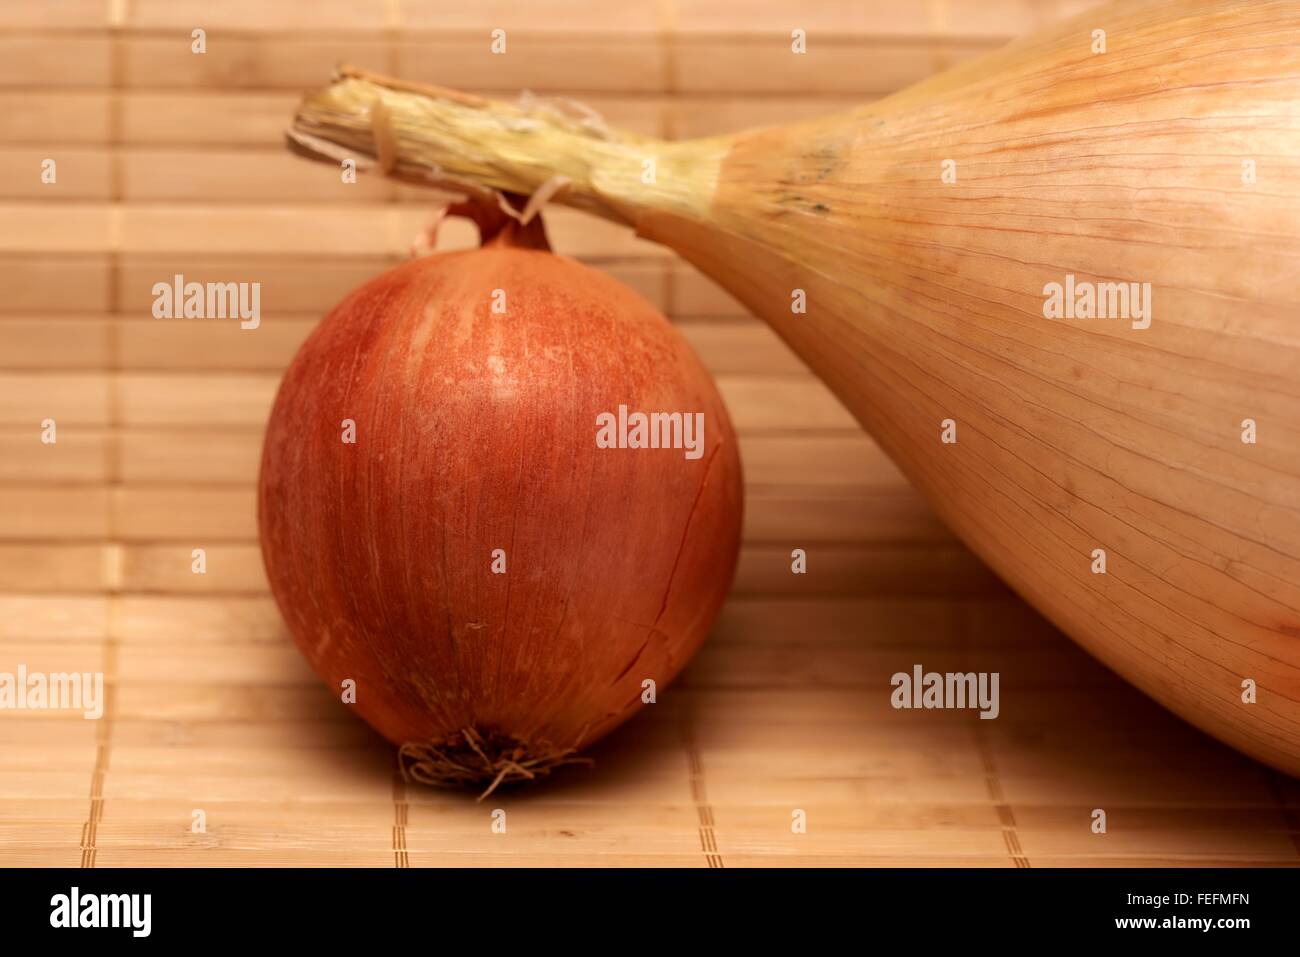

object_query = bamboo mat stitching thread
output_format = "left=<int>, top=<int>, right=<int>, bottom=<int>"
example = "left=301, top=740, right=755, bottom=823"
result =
left=392, top=757, right=411, bottom=868
left=681, top=701, right=724, bottom=868
left=79, top=3, right=127, bottom=868
left=958, top=602, right=1032, bottom=868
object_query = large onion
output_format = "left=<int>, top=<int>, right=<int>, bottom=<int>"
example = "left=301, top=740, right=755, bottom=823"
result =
left=258, top=208, right=743, bottom=791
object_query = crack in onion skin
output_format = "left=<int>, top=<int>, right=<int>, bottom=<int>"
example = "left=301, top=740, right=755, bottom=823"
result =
left=257, top=242, right=743, bottom=765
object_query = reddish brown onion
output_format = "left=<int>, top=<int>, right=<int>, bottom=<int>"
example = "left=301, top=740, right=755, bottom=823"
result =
left=258, top=213, right=742, bottom=790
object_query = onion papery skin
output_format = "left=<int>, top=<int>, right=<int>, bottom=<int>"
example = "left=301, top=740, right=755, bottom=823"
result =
left=257, top=245, right=743, bottom=775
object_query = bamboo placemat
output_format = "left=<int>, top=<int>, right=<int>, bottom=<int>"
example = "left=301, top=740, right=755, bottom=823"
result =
left=2, top=0, right=1297, bottom=867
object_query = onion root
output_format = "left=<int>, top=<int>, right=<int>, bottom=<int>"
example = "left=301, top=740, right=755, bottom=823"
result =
left=398, top=728, right=595, bottom=800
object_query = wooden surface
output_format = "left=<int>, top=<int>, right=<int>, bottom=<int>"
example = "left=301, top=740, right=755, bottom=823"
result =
left=2, top=0, right=1298, bottom=867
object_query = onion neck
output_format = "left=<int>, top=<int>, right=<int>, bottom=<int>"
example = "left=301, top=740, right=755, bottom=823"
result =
left=288, top=66, right=729, bottom=229
left=438, top=197, right=553, bottom=252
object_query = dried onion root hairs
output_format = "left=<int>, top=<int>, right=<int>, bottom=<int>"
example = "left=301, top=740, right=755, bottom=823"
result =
left=398, top=728, right=594, bottom=801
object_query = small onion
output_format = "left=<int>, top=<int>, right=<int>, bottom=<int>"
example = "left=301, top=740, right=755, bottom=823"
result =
left=258, top=208, right=743, bottom=792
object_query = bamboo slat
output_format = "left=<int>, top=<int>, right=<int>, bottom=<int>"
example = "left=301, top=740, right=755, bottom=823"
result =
left=0, top=0, right=1293, bottom=869
left=76, top=317, right=796, bottom=374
